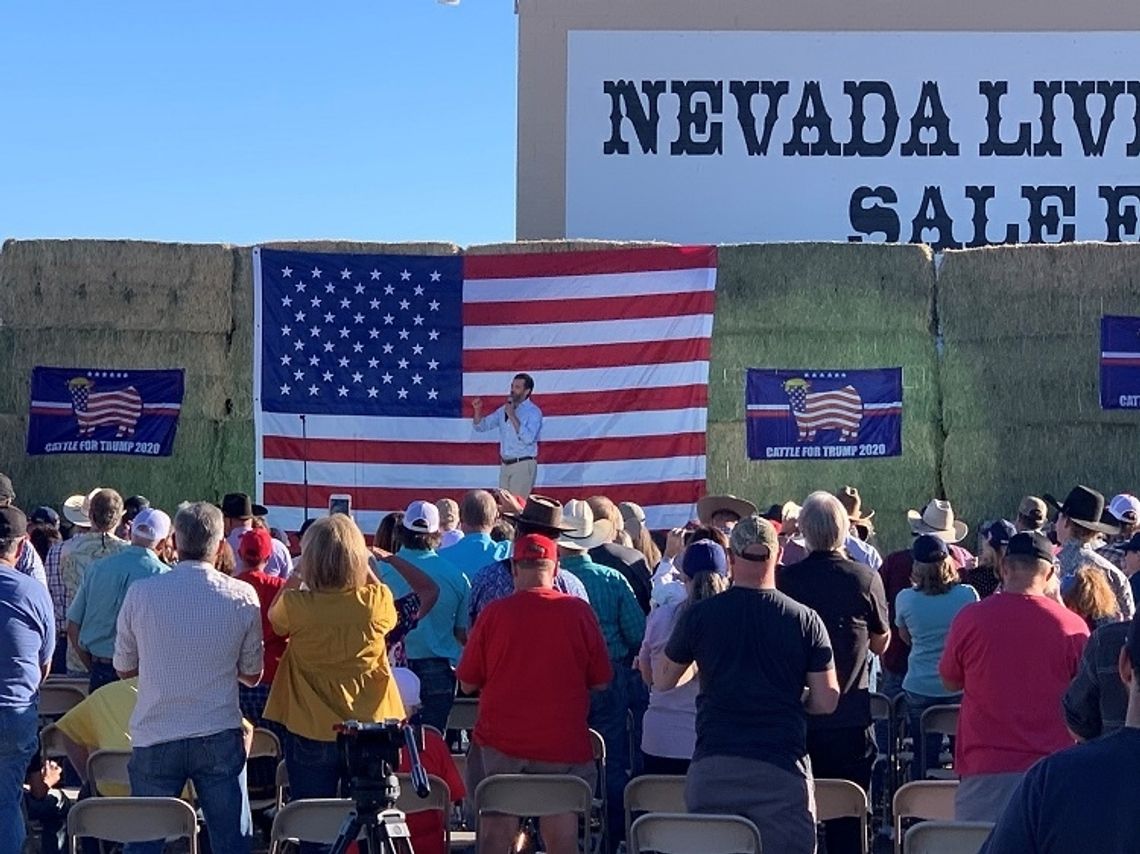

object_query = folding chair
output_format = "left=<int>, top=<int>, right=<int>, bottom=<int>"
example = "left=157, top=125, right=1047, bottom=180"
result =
left=248, top=727, right=283, bottom=812
left=870, top=691, right=897, bottom=835
left=919, top=706, right=960, bottom=780
left=44, top=675, right=90, bottom=696
left=395, top=773, right=452, bottom=849
left=815, top=778, right=870, bottom=854
left=274, top=759, right=290, bottom=810
left=68, top=797, right=199, bottom=854
left=629, top=812, right=762, bottom=854
left=86, top=749, right=133, bottom=797
left=623, top=774, right=687, bottom=843
left=447, top=698, right=479, bottom=732
left=474, top=773, right=594, bottom=854
left=38, top=683, right=88, bottom=720
left=903, top=820, right=994, bottom=854
left=892, top=781, right=958, bottom=854
left=268, top=798, right=357, bottom=854
left=589, top=728, right=608, bottom=854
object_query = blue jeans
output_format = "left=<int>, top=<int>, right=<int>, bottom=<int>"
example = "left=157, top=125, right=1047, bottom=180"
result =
left=589, top=661, right=630, bottom=853
left=125, top=729, right=252, bottom=854
left=88, top=660, right=119, bottom=694
left=905, top=690, right=960, bottom=780
left=285, top=732, right=343, bottom=854
left=409, top=657, right=456, bottom=732
left=0, top=704, right=40, bottom=854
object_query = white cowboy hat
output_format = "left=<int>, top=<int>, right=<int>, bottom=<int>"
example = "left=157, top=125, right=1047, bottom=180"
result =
left=907, top=499, right=968, bottom=543
left=62, top=488, right=103, bottom=528
left=557, top=499, right=615, bottom=552
left=696, top=494, right=758, bottom=526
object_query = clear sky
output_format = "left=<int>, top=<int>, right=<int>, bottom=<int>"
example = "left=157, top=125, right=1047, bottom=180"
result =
left=0, top=2, right=518, bottom=247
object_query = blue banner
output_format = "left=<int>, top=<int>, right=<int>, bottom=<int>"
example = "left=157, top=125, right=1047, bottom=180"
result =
left=27, top=367, right=185, bottom=457
left=746, top=368, right=903, bottom=460
left=1100, top=315, right=1140, bottom=409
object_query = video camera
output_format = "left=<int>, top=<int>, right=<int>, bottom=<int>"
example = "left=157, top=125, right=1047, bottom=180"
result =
left=335, top=719, right=430, bottom=801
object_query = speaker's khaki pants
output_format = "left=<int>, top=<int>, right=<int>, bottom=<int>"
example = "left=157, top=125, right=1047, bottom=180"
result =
left=500, top=458, right=537, bottom=498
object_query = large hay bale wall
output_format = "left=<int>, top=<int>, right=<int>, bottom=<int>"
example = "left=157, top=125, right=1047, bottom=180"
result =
left=710, top=244, right=941, bottom=551
left=939, top=244, right=1140, bottom=530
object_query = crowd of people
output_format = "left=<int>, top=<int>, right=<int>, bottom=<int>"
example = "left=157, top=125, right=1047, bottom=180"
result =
left=3, top=470, right=1140, bottom=853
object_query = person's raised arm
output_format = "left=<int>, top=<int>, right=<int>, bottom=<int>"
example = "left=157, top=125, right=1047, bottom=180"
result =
left=371, top=548, right=440, bottom=620
left=804, top=667, right=841, bottom=715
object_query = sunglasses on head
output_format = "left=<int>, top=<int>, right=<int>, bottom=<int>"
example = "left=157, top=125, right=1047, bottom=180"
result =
left=737, top=548, right=770, bottom=562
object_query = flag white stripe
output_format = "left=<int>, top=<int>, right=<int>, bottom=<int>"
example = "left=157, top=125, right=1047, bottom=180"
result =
left=462, top=361, right=709, bottom=396
left=464, top=314, right=712, bottom=349
left=464, top=268, right=715, bottom=303
left=862, top=401, right=903, bottom=410
left=261, top=407, right=708, bottom=443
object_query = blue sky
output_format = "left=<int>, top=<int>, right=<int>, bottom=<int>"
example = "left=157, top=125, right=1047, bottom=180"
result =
left=0, top=2, right=518, bottom=246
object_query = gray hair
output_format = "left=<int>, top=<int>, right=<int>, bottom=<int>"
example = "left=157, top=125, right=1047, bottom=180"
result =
left=174, top=502, right=224, bottom=562
left=799, top=491, right=849, bottom=552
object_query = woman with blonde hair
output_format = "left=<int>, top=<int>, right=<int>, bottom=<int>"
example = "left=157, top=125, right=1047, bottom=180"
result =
left=264, top=514, right=405, bottom=849
left=1062, top=564, right=1121, bottom=631
left=895, top=533, right=979, bottom=779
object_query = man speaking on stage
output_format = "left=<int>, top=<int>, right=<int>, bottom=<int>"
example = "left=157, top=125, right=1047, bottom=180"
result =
left=472, top=372, right=543, bottom=498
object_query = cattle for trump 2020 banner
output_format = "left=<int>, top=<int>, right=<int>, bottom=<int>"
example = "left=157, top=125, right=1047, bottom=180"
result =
left=1100, top=315, right=1140, bottom=409
left=26, top=367, right=185, bottom=456
left=746, top=368, right=903, bottom=460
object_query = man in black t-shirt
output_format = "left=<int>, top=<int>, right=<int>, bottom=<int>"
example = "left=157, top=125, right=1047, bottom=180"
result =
left=658, top=515, right=839, bottom=854
left=777, top=491, right=890, bottom=854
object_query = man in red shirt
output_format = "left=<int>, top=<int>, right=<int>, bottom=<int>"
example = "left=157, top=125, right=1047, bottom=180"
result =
left=456, top=533, right=612, bottom=854
left=938, top=531, right=1089, bottom=822
left=236, top=528, right=287, bottom=731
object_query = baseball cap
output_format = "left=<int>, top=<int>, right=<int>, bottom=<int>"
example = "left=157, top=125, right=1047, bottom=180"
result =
left=512, top=532, right=557, bottom=563
left=1108, top=494, right=1140, bottom=525
left=1006, top=531, right=1055, bottom=563
left=729, top=515, right=779, bottom=558
left=0, top=474, right=14, bottom=503
left=1017, top=496, right=1047, bottom=524
left=29, top=506, right=60, bottom=527
left=1122, top=533, right=1140, bottom=553
left=238, top=527, right=273, bottom=565
left=681, top=540, right=728, bottom=578
left=983, top=519, right=1017, bottom=548
left=131, top=508, right=172, bottom=543
left=0, top=506, right=27, bottom=538
left=402, top=500, right=440, bottom=534
left=392, top=667, right=422, bottom=710
left=912, top=533, right=950, bottom=563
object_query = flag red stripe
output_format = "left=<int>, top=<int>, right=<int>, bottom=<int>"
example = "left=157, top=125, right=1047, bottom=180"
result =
left=264, top=479, right=704, bottom=510
left=263, top=431, right=706, bottom=466
left=463, top=384, right=708, bottom=417
left=462, top=290, right=715, bottom=326
left=464, top=246, right=717, bottom=280
left=464, top=337, right=710, bottom=372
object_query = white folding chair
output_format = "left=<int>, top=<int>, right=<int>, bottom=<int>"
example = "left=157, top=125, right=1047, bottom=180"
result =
left=623, top=774, right=687, bottom=843
left=447, top=698, right=479, bottom=732
left=919, top=705, right=960, bottom=780
left=274, top=759, right=290, bottom=810
left=68, top=797, right=199, bottom=854
left=395, top=773, right=452, bottom=849
left=893, top=781, right=959, bottom=854
left=474, top=773, right=594, bottom=854
left=589, top=727, right=608, bottom=854
left=815, top=778, right=870, bottom=854
left=268, top=798, right=358, bottom=854
left=38, top=683, right=88, bottom=720
left=903, top=820, right=994, bottom=854
left=629, top=812, right=762, bottom=853
left=248, top=727, right=283, bottom=812
left=86, top=749, right=133, bottom=797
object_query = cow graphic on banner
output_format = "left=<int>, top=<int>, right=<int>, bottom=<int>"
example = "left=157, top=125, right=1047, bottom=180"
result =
left=27, top=367, right=185, bottom=457
left=747, top=368, right=903, bottom=460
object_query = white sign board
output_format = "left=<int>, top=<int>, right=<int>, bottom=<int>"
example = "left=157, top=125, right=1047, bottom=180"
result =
left=566, top=31, right=1140, bottom=246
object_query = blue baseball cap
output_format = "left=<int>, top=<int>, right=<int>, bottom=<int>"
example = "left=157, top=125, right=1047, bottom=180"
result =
left=984, top=519, right=1017, bottom=548
left=681, top=539, right=728, bottom=578
left=912, top=533, right=950, bottom=563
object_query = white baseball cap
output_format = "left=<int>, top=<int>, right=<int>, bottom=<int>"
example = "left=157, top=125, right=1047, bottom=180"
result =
left=402, top=500, right=441, bottom=534
left=132, top=508, right=172, bottom=542
left=392, top=667, right=421, bottom=710
left=1108, top=493, right=1140, bottom=524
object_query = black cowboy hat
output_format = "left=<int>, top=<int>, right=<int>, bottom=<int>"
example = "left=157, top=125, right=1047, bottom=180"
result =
left=1043, top=485, right=1121, bottom=535
left=221, top=492, right=268, bottom=520
left=502, top=494, right=574, bottom=535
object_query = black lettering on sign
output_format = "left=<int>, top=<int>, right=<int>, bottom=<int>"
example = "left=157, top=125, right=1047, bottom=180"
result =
left=1126, top=82, right=1140, bottom=157
left=965, top=186, right=1021, bottom=247
left=1099, top=186, right=1140, bottom=241
left=1022, top=185, right=1076, bottom=243
left=1064, top=80, right=1125, bottom=156
left=842, top=81, right=899, bottom=157
left=900, top=82, right=960, bottom=157
left=670, top=80, right=723, bottom=155
left=910, top=186, right=962, bottom=250
left=602, top=79, right=666, bottom=155
left=847, top=186, right=901, bottom=242
left=979, top=81, right=1031, bottom=157
left=729, top=80, right=789, bottom=156
left=783, top=81, right=841, bottom=156
left=1033, top=81, right=1063, bottom=157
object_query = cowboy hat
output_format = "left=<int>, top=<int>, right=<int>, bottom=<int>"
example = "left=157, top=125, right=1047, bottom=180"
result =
left=696, top=494, right=758, bottom=526
left=557, top=499, right=615, bottom=551
left=62, top=488, right=105, bottom=528
left=221, top=492, right=268, bottom=520
left=907, top=499, right=968, bottom=543
left=1044, top=486, right=1121, bottom=536
left=502, top=493, right=574, bottom=535
left=837, top=486, right=874, bottom=522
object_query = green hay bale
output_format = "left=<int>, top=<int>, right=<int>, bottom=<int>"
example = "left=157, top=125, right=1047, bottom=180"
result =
left=0, top=239, right=235, bottom=333
left=709, top=243, right=940, bottom=554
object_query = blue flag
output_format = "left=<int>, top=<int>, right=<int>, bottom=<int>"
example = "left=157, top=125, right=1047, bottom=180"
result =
left=27, top=367, right=185, bottom=457
left=1100, top=315, right=1140, bottom=409
left=746, top=368, right=903, bottom=461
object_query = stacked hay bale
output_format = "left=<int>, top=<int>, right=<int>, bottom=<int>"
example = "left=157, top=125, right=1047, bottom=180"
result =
left=710, top=243, right=941, bottom=552
left=939, top=243, right=1140, bottom=531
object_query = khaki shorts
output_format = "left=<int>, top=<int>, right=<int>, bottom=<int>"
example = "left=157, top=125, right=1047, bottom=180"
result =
left=467, top=740, right=598, bottom=804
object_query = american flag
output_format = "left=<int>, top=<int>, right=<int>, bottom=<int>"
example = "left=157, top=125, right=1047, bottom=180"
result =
left=253, top=246, right=716, bottom=533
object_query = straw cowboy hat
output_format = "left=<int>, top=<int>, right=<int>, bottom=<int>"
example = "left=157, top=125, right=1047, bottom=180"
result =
left=62, top=488, right=104, bottom=528
left=696, top=494, right=758, bottom=525
left=557, top=499, right=615, bottom=552
left=907, top=499, right=968, bottom=543
left=1044, top=485, right=1121, bottom=536
left=837, top=486, right=874, bottom=523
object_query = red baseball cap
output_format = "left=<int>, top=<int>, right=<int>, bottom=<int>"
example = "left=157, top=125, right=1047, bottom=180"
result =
left=513, top=533, right=557, bottom=563
left=238, top=527, right=273, bottom=566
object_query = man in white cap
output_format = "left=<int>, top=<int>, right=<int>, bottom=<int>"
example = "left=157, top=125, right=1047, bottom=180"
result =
left=67, top=508, right=172, bottom=693
left=1098, top=493, right=1140, bottom=571
left=376, top=500, right=471, bottom=732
